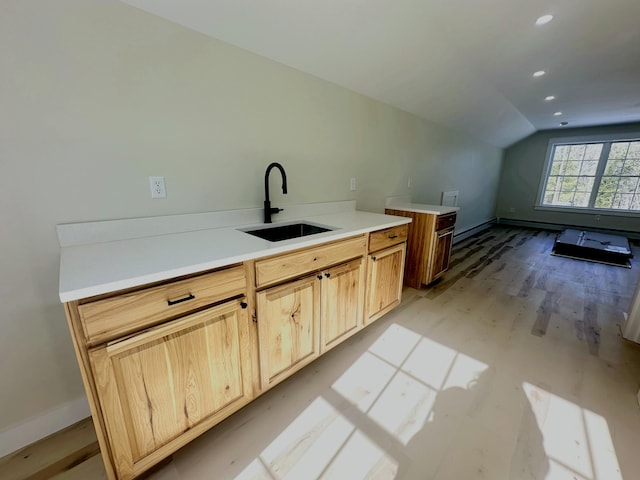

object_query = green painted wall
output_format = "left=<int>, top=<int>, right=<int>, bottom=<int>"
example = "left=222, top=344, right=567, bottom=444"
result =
left=496, top=123, right=640, bottom=233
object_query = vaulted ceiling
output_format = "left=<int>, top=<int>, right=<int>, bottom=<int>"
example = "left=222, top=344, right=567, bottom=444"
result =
left=121, top=0, right=640, bottom=147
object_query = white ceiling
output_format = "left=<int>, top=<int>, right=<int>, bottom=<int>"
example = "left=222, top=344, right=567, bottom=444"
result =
left=121, top=0, right=640, bottom=147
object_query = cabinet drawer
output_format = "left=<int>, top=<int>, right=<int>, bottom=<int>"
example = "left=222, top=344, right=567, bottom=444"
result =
left=368, top=224, right=408, bottom=253
left=255, top=235, right=366, bottom=288
left=435, top=212, right=457, bottom=230
left=78, top=266, right=246, bottom=345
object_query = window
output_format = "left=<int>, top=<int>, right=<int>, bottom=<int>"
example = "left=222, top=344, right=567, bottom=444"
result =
left=538, top=136, right=640, bottom=213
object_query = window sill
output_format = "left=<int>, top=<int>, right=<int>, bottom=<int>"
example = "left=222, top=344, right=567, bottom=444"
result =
left=534, top=205, right=640, bottom=218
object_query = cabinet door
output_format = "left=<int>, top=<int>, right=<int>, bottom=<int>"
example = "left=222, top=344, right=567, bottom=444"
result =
left=321, top=258, right=365, bottom=353
left=89, top=299, right=252, bottom=480
left=429, top=227, right=454, bottom=282
left=366, top=243, right=406, bottom=325
left=256, top=275, right=321, bottom=390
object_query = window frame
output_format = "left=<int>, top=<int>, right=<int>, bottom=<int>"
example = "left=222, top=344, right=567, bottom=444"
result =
left=535, top=132, right=640, bottom=217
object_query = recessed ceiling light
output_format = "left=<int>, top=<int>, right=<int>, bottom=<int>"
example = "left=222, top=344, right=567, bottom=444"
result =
left=545, top=95, right=556, bottom=101
left=553, top=111, right=563, bottom=116
left=533, top=70, right=546, bottom=77
left=560, top=121, right=569, bottom=126
left=536, top=15, right=554, bottom=26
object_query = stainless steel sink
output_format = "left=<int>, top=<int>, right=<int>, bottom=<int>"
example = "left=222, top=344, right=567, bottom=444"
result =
left=240, top=222, right=335, bottom=242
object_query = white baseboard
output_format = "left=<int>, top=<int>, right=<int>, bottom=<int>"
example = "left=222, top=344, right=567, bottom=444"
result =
left=0, top=395, right=91, bottom=458
left=453, top=218, right=497, bottom=244
left=497, top=217, right=640, bottom=239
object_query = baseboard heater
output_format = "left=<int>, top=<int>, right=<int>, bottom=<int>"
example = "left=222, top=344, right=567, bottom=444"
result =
left=552, top=229, right=633, bottom=268
left=453, top=218, right=496, bottom=244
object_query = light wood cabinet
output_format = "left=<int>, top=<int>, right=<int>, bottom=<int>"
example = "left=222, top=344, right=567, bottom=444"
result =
left=365, top=243, right=406, bottom=324
left=254, top=235, right=366, bottom=288
left=256, top=275, right=321, bottom=389
left=88, top=298, right=252, bottom=480
left=368, top=224, right=408, bottom=252
left=320, top=258, right=366, bottom=353
left=385, top=209, right=457, bottom=288
left=78, top=266, right=246, bottom=346
left=64, top=265, right=251, bottom=480
left=62, top=230, right=406, bottom=480
left=256, top=256, right=366, bottom=390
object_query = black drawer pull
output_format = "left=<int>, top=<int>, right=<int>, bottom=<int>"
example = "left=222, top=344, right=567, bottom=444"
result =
left=372, top=256, right=377, bottom=261
left=167, top=294, right=195, bottom=306
left=240, top=301, right=248, bottom=309
left=388, top=235, right=398, bottom=239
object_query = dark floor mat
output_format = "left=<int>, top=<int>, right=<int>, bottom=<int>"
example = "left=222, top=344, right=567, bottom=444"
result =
left=552, top=229, right=632, bottom=268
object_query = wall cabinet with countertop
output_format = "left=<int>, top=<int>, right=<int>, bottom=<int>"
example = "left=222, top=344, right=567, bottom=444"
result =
left=61, top=212, right=409, bottom=480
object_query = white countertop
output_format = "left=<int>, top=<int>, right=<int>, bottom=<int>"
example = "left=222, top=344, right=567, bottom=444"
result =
left=385, top=201, right=459, bottom=215
left=58, top=205, right=411, bottom=302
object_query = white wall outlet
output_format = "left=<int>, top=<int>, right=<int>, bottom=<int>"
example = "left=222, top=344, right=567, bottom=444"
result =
left=149, top=176, right=166, bottom=198
left=350, top=178, right=357, bottom=191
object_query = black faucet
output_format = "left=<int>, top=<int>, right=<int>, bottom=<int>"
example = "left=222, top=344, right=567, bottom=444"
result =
left=264, top=162, right=288, bottom=223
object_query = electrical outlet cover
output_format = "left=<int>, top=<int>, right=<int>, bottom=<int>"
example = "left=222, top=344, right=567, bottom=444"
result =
left=149, top=176, right=166, bottom=198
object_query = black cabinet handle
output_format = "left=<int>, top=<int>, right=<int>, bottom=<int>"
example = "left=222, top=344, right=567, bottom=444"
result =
left=388, top=235, right=398, bottom=239
left=372, top=256, right=377, bottom=261
left=240, top=301, right=248, bottom=309
left=324, top=272, right=331, bottom=278
left=317, top=275, right=323, bottom=280
left=167, top=294, right=195, bottom=306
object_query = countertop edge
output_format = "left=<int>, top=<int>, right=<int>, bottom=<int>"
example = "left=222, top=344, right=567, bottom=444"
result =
left=385, top=203, right=460, bottom=215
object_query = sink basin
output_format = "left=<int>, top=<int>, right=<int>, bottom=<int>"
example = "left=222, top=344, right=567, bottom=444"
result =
left=241, top=222, right=335, bottom=242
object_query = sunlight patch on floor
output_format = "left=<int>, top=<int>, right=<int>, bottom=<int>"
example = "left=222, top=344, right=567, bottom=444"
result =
left=259, top=397, right=353, bottom=478
left=368, top=323, right=422, bottom=367
left=233, top=322, right=489, bottom=478
left=234, top=396, right=398, bottom=479
left=367, top=371, right=437, bottom=444
left=402, top=337, right=457, bottom=389
left=333, top=323, right=488, bottom=445
left=523, top=382, right=622, bottom=480
left=318, top=430, right=398, bottom=479
left=230, top=322, right=623, bottom=480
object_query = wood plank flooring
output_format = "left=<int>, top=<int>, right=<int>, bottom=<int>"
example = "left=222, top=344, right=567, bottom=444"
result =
left=0, top=417, right=100, bottom=480
left=3, top=226, right=640, bottom=480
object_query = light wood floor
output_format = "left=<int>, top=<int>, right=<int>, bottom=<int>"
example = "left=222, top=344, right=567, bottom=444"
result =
left=4, top=226, right=640, bottom=480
